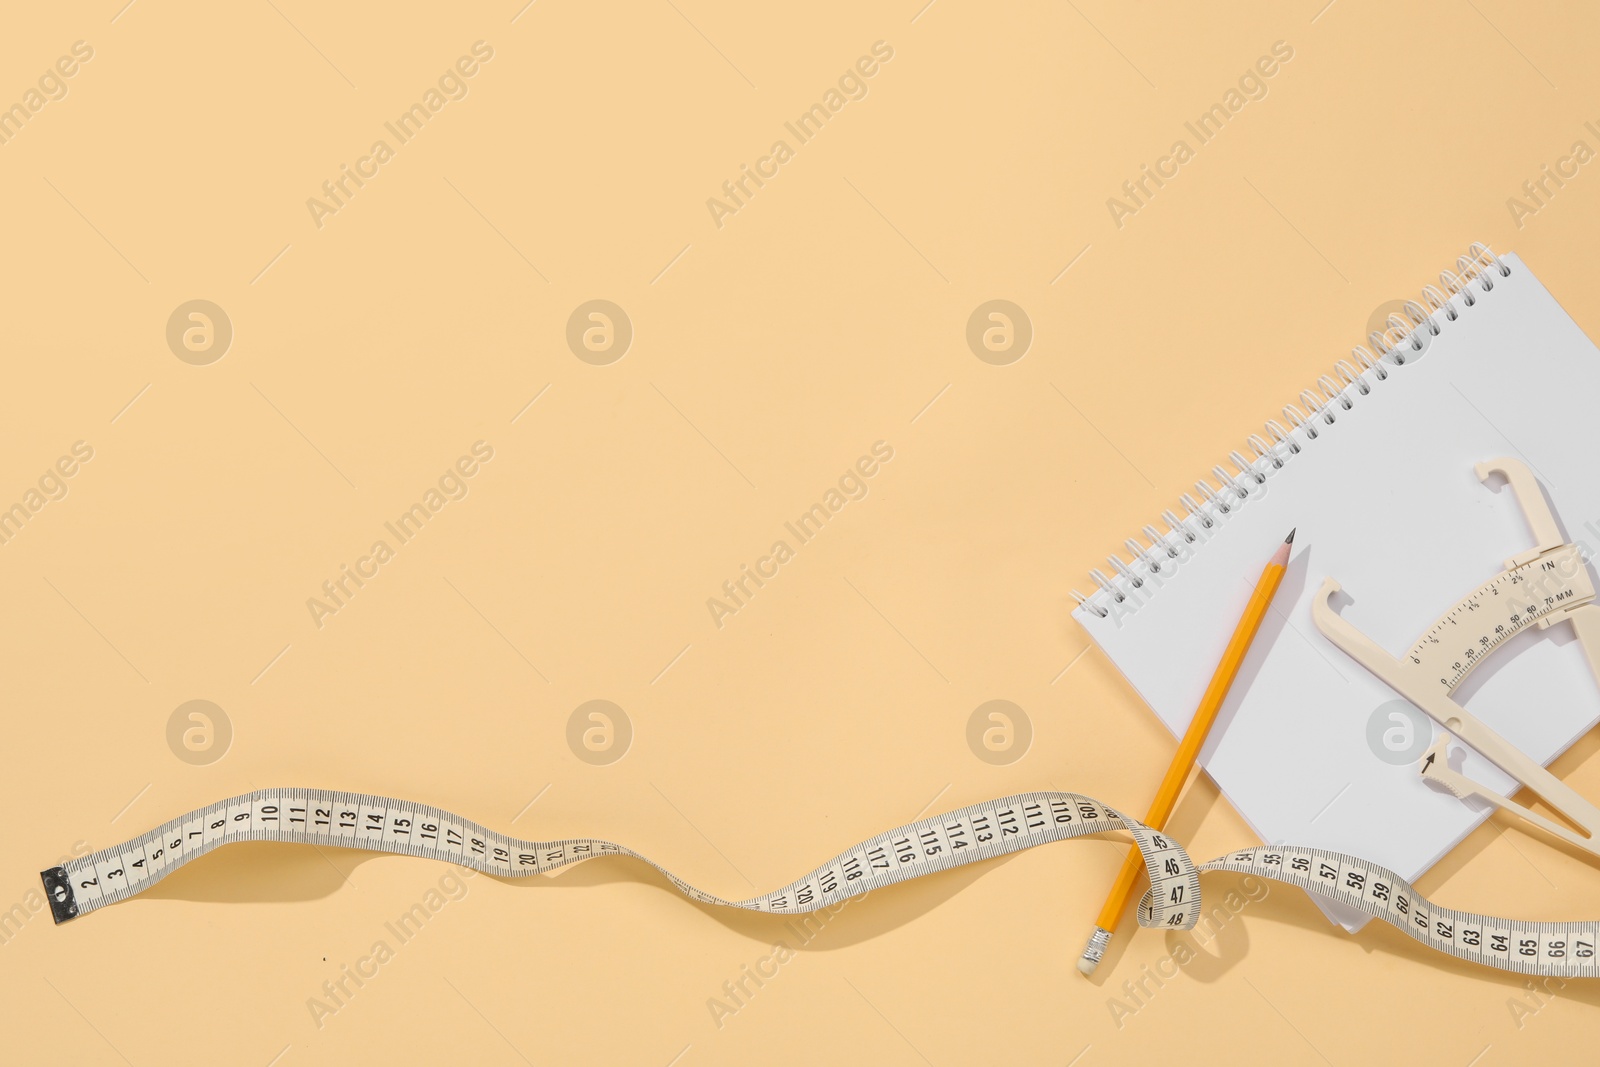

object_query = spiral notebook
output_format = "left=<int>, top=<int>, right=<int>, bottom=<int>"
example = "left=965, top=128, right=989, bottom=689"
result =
left=1072, top=246, right=1600, bottom=931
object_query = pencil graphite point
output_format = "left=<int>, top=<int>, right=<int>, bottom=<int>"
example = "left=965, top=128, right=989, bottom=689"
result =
left=1285, top=528, right=1296, bottom=545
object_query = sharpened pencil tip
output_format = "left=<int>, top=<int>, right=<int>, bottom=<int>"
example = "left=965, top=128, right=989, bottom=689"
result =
left=1284, top=528, right=1296, bottom=545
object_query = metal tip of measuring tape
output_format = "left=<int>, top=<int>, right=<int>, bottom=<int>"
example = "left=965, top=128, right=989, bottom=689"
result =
left=40, top=867, right=78, bottom=925
left=1077, top=927, right=1111, bottom=976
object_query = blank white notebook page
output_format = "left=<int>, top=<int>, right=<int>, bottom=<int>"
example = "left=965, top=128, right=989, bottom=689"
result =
left=1074, top=252, right=1600, bottom=932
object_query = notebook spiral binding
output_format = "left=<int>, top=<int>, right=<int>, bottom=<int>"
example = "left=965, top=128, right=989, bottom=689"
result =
left=1071, top=242, right=1513, bottom=620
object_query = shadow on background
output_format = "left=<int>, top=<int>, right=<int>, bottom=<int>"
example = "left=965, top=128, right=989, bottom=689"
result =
left=131, top=834, right=1022, bottom=950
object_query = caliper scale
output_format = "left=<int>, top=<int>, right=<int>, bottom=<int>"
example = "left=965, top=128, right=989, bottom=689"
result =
left=1314, top=457, right=1600, bottom=857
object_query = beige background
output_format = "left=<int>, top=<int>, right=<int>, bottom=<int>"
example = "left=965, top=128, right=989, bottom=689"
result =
left=3, top=1, right=1599, bottom=1063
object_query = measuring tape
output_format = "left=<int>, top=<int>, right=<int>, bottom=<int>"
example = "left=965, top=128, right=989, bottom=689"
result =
left=41, top=786, right=1600, bottom=978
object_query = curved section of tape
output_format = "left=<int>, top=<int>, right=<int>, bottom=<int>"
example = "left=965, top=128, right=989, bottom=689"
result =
left=43, top=788, right=1600, bottom=978
left=1199, top=848, right=1600, bottom=979
left=41, top=788, right=1199, bottom=929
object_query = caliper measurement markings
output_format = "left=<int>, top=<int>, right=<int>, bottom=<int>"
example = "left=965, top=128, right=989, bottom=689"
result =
left=1404, top=546, right=1591, bottom=692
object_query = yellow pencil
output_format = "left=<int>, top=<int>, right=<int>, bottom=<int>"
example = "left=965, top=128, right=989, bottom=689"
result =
left=1077, top=528, right=1295, bottom=976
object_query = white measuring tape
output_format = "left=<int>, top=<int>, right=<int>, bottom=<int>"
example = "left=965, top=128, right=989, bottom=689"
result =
left=41, top=787, right=1600, bottom=979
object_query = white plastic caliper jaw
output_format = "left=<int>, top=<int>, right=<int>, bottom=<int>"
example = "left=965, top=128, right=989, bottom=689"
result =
left=1313, top=457, right=1600, bottom=858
